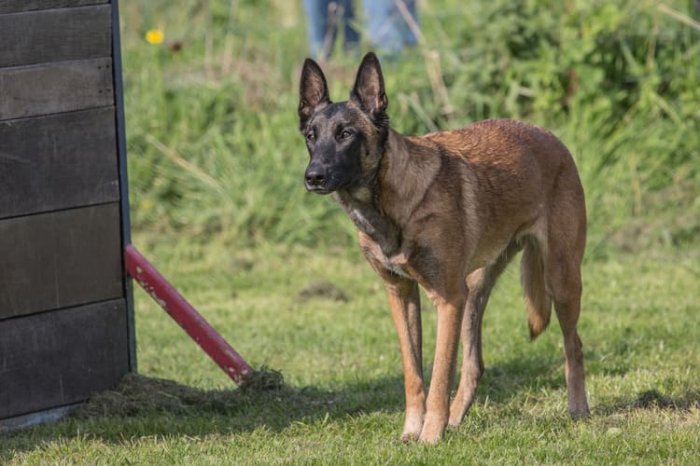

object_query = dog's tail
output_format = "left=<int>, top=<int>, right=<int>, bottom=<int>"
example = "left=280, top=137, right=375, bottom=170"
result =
left=520, top=238, right=552, bottom=339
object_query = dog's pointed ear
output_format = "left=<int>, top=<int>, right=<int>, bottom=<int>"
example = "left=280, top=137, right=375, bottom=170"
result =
left=299, top=58, right=330, bottom=129
left=350, top=52, right=388, bottom=120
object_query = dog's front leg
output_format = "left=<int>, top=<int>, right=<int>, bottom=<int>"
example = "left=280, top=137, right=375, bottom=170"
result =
left=384, top=278, right=425, bottom=441
left=420, top=286, right=466, bottom=444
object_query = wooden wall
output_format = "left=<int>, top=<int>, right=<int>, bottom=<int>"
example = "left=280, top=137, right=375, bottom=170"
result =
left=0, top=0, right=133, bottom=423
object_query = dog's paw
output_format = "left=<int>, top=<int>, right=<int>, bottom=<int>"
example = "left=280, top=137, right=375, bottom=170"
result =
left=568, top=399, right=590, bottom=419
left=448, top=403, right=467, bottom=428
left=569, top=407, right=590, bottom=419
left=418, top=414, right=446, bottom=444
left=400, top=413, right=424, bottom=442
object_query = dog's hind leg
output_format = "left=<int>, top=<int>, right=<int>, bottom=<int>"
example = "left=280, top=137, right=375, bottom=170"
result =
left=448, top=242, right=521, bottom=427
left=543, top=193, right=589, bottom=418
left=553, top=294, right=589, bottom=417
left=545, top=246, right=589, bottom=417
left=447, top=268, right=492, bottom=428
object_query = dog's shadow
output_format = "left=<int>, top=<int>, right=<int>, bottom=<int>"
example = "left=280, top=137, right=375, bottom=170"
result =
left=2, top=362, right=545, bottom=457
left=3, top=361, right=698, bottom=460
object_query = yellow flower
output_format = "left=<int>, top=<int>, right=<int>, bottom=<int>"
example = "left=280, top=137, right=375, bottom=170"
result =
left=145, top=28, right=164, bottom=45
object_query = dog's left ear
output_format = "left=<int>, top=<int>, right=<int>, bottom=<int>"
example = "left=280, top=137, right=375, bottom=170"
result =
left=351, top=52, right=388, bottom=122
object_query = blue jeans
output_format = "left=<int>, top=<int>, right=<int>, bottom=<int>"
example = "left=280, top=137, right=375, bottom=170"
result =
left=303, top=0, right=359, bottom=59
left=363, top=0, right=418, bottom=55
left=303, top=0, right=419, bottom=59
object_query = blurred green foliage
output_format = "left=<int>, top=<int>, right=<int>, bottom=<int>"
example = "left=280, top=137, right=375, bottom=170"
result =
left=119, top=0, right=699, bottom=258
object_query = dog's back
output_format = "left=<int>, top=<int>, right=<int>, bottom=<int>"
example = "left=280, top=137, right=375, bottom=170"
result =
left=402, top=119, right=585, bottom=273
left=420, top=119, right=582, bottom=210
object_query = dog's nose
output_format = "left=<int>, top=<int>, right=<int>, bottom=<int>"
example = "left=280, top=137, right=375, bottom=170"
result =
left=305, top=168, right=326, bottom=188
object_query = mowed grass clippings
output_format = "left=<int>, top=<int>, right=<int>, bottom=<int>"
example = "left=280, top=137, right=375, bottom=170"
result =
left=73, top=367, right=285, bottom=420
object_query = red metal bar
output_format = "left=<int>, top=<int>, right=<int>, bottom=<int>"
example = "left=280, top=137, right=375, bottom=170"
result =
left=124, top=245, right=253, bottom=384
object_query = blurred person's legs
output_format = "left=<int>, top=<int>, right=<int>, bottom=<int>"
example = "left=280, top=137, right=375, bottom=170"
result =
left=303, top=0, right=359, bottom=59
left=363, top=0, right=419, bottom=56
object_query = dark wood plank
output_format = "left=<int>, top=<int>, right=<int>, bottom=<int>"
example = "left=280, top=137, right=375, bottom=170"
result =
left=0, top=0, right=107, bottom=14
left=0, top=58, right=113, bottom=121
left=0, top=204, right=123, bottom=319
left=0, top=299, right=129, bottom=419
left=0, top=5, right=111, bottom=68
left=0, top=108, right=120, bottom=219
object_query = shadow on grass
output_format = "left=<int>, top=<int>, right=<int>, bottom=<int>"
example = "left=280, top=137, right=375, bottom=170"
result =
left=69, top=368, right=405, bottom=430
left=4, top=356, right=696, bottom=460
left=0, top=356, right=545, bottom=457
left=479, top=351, right=566, bottom=402
left=0, top=353, right=574, bottom=459
left=0, top=369, right=406, bottom=460
left=595, top=389, right=700, bottom=416
left=0, top=353, right=566, bottom=458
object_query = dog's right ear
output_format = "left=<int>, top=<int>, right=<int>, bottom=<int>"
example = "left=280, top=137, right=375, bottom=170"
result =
left=299, top=58, right=330, bottom=130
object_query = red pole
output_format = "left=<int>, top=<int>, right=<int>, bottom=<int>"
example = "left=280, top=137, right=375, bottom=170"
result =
left=124, top=245, right=253, bottom=384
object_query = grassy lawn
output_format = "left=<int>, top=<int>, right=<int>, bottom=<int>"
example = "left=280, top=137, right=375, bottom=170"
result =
left=2, top=0, right=699, bottom=463
left=2, top=241, right=699, bottom=464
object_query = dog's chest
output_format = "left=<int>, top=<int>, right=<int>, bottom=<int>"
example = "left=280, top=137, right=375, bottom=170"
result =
left=377, top=250, right=412, bottom=278
left=382, top=256, right=412, bottom=279
left=360, top=233, right=412, bottom=279
left=338, top=191, right=411, bottom=278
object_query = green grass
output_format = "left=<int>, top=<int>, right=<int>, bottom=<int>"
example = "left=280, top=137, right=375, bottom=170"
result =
left=3, top=0, right=700, bottom=463
left=2, top=243, right=699, bottom=464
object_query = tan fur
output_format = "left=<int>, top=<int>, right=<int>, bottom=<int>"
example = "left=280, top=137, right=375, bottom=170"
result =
left=300, top=54, right=590, bottom=444
left=356, top=121, right=589, bottom=443
left=521, top=236, right=552, bottom=339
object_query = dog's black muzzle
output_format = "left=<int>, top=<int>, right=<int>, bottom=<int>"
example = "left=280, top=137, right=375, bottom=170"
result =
left=304, top=162, right=337, bottom=194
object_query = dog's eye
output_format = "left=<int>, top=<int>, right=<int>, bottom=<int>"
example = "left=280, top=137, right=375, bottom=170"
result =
left=339, top=129, right=353, bottom=140
left=306, top=131, right=315, bottom=142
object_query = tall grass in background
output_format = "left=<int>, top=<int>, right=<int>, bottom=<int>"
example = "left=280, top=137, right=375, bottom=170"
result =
left=120, top=0, right=699, bottom=259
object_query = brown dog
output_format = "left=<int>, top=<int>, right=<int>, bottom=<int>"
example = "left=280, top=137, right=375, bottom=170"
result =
left=299, top=52, right=589, bottom=443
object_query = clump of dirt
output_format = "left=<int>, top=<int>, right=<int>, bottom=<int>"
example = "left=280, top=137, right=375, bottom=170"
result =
left=74, top=367, right=286, bottom=419
left=297, top=281, right=349, bottom=303
left=239, top=366, right=285, bottom=393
